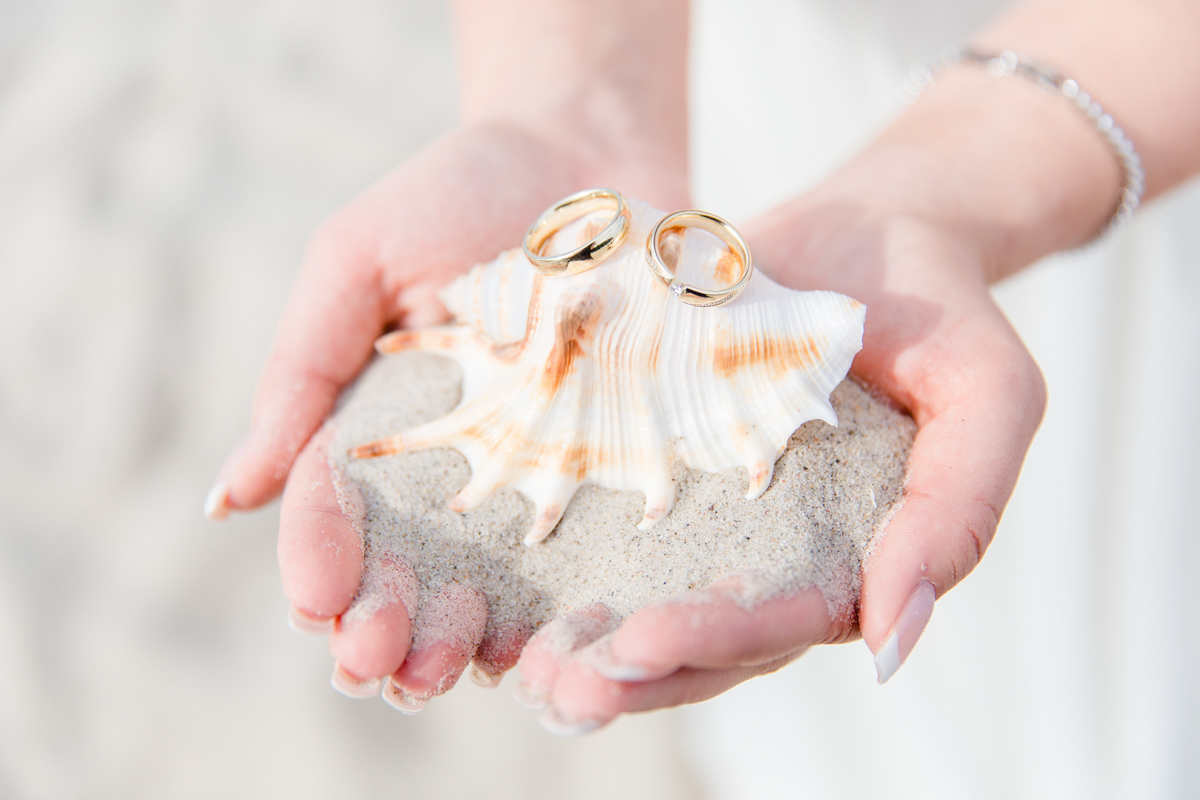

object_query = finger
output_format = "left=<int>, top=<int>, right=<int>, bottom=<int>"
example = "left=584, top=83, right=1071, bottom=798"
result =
left=217, top=218, right=388, bottom=514
left=329, top=602, right=412, bottom=699
left=513, top=604, right=613, bottom=709
left=540, top=653, right=802, bottom=736
left=327, top=550, right=420, bottom=696
left=384, top=583, right=488, bottom=713
left=584, top=581, right=838, bottom=682
left=277, top=426, right=365, bottom=626
left=469, top=619, right=535, bottom=687
left=861, top=324, right=1046, bottom=683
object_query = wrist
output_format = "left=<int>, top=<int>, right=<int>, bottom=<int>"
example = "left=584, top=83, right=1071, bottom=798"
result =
left=452, top=0, right=689, bottom=209
left=506, top=83, right=690, bottom=209
left=823, top=66, right=1122, bottom=281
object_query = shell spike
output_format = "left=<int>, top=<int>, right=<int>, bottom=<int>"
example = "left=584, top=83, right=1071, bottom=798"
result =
left=352, top=415, right=459, bottom=460
left=816, top=402, right=838, bottom=429
left=449, top=470, right=506, bottom=513
left=523, top=503, right=568, bottom=547
left=375, top=325, right=489, bottom=357
left=636, top=476, right=676, bottom=531
left=520, top=473, right=582, bottom=545
left=745, top=459, right=776, bottom=500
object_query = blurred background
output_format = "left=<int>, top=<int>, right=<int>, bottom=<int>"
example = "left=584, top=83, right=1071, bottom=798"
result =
left=0, top=0, right=1196, bottom=798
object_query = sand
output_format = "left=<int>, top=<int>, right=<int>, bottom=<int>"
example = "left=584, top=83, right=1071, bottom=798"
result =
left=327, top=351, right=914, bottom=646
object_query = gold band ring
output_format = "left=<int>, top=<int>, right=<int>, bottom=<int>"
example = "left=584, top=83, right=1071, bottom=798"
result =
left=645, top=210, right=753, bottom=307
left=523, top=188, right=631, bottom=276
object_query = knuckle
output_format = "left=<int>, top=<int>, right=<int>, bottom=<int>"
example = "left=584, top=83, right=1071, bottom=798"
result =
left=948, top=494, right=1002, bottom=588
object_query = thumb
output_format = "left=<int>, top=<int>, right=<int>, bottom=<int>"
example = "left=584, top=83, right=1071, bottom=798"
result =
left=861, top=355, right=1044, bottom=682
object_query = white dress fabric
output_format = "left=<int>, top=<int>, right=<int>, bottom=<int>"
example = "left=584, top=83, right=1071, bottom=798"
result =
left=684, top=1, right=1200, bottom=798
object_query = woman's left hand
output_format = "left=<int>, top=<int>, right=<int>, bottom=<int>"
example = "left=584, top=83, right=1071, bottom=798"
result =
left=516, top=182, right=1048, bottom=733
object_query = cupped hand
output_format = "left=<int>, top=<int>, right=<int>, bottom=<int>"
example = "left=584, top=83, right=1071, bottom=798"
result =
left=518, top=188, right=1047, bottom=732
left=206, top=118, right=689, bottom=704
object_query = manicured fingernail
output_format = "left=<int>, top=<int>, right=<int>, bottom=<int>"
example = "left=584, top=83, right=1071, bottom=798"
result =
left=205, top=436, right=250, bottom=520
left=512, top=681, right=550, bottom=710
left=288, top=605, right=335, bottom=635
left=382, top=678, right=427, bottom=715
left=874, top=580, right=936, bottom=684
left=537, top=706, right=602, bottom=737
left=585, top=636, right=652, bottom=682
left=468, top=664, right=503, bottom=689
left=331, top=662, right=381, bottom=699
left=203, top=481, right=230, bottom=521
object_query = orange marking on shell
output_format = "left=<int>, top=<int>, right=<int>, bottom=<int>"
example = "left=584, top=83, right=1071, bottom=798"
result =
left=377, top=331, right=459, bottom=352
left=562, top=442, right=601, bottom=481
left=376, top=331, right=419, bottom=352
left=540, top=290, right=605, bottom=396
left=491, top=341, right=524, bottom=362
left=659, top=229, right=683, bottom=270
left=352, top=438, right=401, bottom=459
left=644, top=317, right=665, bottom=373
left=492, top=274, right=547, bottom=364
left=713, top=251, right=742, bottom=285
left=536, top=504, right=562, bottom=524
left=576, top=217, right=608, bottom=248
left=712, top=332, right=819, bottom=380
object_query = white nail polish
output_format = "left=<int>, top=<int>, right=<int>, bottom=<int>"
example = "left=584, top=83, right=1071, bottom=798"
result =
left=288, top=606, right=334, bottom=635
left=382, top=678, right=427, bottom=715
left=590, top=659, right=652, bottom=682
left=203, top=482, right=230, bottom=521
left=512, top=682, right=550, bottom=710
left=468, top=664, right=503, bottom=689
left=873, top=580, right=936, bottom=685
left=330, top=662, right=380, bottom=699
left=584, top=634, right=654, bottom=682
left=537, top=707, right=602, bottom=737
left=874, top=631, right=901, bottom=684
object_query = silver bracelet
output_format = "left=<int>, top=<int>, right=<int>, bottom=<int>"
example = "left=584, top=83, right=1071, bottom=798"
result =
left=899, top=48, right=1143, bottom=236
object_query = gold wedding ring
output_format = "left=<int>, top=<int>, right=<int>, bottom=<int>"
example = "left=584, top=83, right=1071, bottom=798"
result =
left=645, top=210, right=753, bottom=307
left=523, top=188, right=631, bottom=276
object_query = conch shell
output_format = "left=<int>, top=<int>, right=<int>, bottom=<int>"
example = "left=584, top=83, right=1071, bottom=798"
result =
left=353, top=199, right=866, bottom=545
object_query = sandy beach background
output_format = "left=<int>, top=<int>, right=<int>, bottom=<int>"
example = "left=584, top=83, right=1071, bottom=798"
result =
left=3, top=0, right=1198, bottom=798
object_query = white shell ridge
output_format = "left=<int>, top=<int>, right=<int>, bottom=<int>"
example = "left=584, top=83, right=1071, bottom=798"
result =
left=355, top=200, right=866, bottom=545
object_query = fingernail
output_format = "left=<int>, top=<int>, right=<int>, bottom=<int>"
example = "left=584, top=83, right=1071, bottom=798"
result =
left=288, top=605, right=335, bottom=635
left=330, top=662, right=381, bottom=699
left=874, top=580, right=936, bottom=684
left=512, top=681, right=550, bottom=710
left=468, top=664, right=503, bottom=689
left=585, top=636, right=652, bottom=682
left=382, top=677, right=427, bottom=715
left=537, top=706, right=603, bottom=737
left=205, top=436, right=250, bottom=521
left=203, top=481, right=230, bottom=521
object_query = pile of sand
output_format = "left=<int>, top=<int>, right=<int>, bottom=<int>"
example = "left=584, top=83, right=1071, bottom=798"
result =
left=328, top=352, right=914, bottom=641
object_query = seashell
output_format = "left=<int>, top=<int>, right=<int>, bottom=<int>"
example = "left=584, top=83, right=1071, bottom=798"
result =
left=352, top=199, right=866, bottom=545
